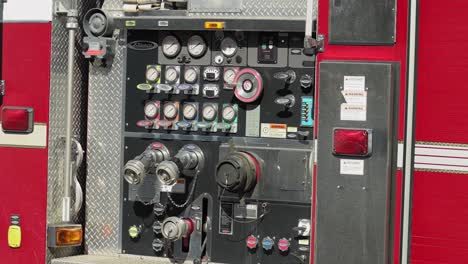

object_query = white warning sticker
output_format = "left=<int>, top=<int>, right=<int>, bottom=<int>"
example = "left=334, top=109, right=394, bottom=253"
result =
left=341, top=90, right=367, bottom=105
left=341, top=104, right=367, bottom=121
left=340, top=159, right=364, bottom=175
left=261, top=123, right=287, bottom=138
left=344, top=76, right=366, bottom=91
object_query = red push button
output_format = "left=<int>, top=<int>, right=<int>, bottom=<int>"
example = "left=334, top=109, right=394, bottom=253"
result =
left=278, top=238, right=290, bottom=252
left=333, top=128, right=372, bottom=157
left=1, top=107, right=34, bottom=133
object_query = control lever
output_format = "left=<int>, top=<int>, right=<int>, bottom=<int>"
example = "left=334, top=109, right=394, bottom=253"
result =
left=275, top=94, right=296, bottom=108
left=177, top=84, right=194, bottom=93
left=176, top=121, right=192, bottom=130
left=156, top=84, right=173, bottom=93
left=300, top=74, right=313, bottom=88
left=197, top=122, right=213, bottom=132
left=217, top=123, right=231, bottom=133
left=273, top=70, right=296, bottom=84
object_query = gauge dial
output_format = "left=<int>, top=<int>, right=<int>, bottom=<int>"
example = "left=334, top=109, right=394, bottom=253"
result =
left=221, top=37, right=238, bottom=57
left=223, top=68, right=237, bottom=84
left=162, top=35, right=181, bottom=58
left=187, top=35, right=207, bottom=58
left=146, top=67, right=160, bottom=83
left=163, top=103, right=178, bottom=120
left=144, top=102, right=159, bottom=119
left=242, top=79, right=254, bottom=92
left=222, top=105, right=237, bottom=122
left=202, top=104, right=217, bottom=122
left=184, top=67, right=198, bottom=84
left=183, top=104, right=198, bottom=120
left=165, top=67, right=179, bottom=84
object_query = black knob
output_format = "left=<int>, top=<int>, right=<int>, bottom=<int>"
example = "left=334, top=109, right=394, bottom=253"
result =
left=273, top=70, right=296, bottom=84
left=153, top=202, right=166, bottom=216
left=300, top=74, right=313, bottom=88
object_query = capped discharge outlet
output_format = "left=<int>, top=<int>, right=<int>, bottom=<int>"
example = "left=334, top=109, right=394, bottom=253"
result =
left=123, top=142, right=170, bottom=185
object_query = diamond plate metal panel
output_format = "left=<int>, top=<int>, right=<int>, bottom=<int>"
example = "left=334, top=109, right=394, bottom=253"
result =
left=102, top=0, right=315, bottom=19
left=85, top=43, right=125, bottom=255
left=47, top=0, right=96, bottom=263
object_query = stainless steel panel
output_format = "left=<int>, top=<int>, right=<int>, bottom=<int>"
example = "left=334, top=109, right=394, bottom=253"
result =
left=85, top=43, right=126, bottom=255
left=52, top=254, right=226, bottom=264
left=47, top=0, right=95, bottom=262
left=315, top=61, right=399, bottom=264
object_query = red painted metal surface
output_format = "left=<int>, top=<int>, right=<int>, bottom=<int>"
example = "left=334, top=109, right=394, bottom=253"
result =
left=411, top=1, right=468, bottom=263
left=415, top=0, right=468, bottom=144
left=314, top=0, right=408, bottom=263
left=0, top=23, right=51, bottom=264
left=412, top=171, right=468, bottom=263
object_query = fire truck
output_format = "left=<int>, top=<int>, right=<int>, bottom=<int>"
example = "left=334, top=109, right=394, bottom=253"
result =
left=0, top=0, right=465, bottom=263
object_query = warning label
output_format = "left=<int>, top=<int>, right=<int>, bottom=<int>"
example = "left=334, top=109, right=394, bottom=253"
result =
left=261, top=123, right=287, bottom=139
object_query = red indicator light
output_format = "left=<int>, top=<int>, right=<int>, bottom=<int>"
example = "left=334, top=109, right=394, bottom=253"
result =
left=1, top=107, right=34, bottom=133
left=333, top=128, right=372, bottom=157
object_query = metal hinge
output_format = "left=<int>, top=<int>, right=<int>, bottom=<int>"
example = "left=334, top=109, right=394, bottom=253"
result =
left=305, top=34, right=325, bottom=53
left=0, top=80, right=5, bottom=96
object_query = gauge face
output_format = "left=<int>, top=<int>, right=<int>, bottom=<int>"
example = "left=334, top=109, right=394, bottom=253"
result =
left=162, top=35, right=181, bottom=58
left=165, top=67, right=179, bottom=84
left=144, top=102, right=159, bottom=119
left=183, top=104, right=198, bottom=120
left=146, top=67, right=160, bottom=82
left=242, top=79, right=254, bottom=92
left=184, top=68, right=198, bottom=84
left=202, top=104, right=217, bottom=121
left=221, top=37, right=238, bottom=57
left=222, top=105, right=237, bottom=122
left=223, top=68, right=237, bottom=84
left=187, top=35, right=207, bottom=58
left=163, top=103, right=178, bottom=120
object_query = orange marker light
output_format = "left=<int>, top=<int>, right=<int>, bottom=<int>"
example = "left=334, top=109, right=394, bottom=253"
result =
left=55, top=227, right=83, bottom=246
left=204, top=22, right=225, bottom=29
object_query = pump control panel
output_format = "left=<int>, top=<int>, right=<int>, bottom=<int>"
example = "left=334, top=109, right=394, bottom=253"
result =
left=122, top=29, right=315, bottom=264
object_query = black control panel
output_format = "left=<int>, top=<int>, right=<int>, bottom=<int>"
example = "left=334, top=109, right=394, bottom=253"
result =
left=122, top=29, right=315, bottom=264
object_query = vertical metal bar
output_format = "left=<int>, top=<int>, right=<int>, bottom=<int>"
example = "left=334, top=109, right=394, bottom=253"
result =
left=401, top=0, right=419, bottom=262
left=62, top=27, right=76, bottom=223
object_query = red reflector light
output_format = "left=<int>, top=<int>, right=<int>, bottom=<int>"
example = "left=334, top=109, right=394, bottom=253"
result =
left=1, top=107, right=34, bottom=133
left=333, top=128, right=372, bottom=157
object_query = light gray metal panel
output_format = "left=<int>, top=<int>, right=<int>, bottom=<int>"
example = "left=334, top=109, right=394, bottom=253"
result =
left=328, top=0, right=396, bottom=45
left=316, top=61, right=398, bottom=264
left=102, top=0, right=316, bottom=20
left=188, top=0, right=309, bottom=18
left=52, top=254, right=226, bottom=264
left=47, top=0, right=95, bottom=263
left=85, top=43, right=125, bottom=255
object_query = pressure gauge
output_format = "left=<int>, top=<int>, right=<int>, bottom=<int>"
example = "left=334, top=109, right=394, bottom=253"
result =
left=146, top=66, right=160, bottom=83
left=144, top=102, right=159, bottom=119
left=163, top=102, right=178, bottom=120
left=184, top=67, right=198, bottom=84
left=221, top=37, right=238, bottom=57
left=165, top=67, right=179, bottom=84
left=223, top=68, right=237, bottom=85
left=222, top=105, right=237, bottom=122
left=162, top=35, right=181, bottom=58
left=187, top=35, right=207, bottom=58
left=202, top=104, right=217, bottom=122
left=183, top=104, right=198, bottom=120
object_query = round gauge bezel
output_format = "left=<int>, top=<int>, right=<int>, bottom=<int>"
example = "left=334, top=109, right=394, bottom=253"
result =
left=223, top=68, right=237, bottom=84
left=162, top=35, right=182, bottom=58
left=182, top=104, right=198, bottom=120
left=220, top=37, right=238, bottom=57
left=163, top=103, right=178, bottom=120
left=165, top=67, right=179, bottom=84
left=184, top=67, right=198, bottom=84
left=187, top=35, right=207, bottom=58
left=146, top=67, right=160, bottom=83
left=222, top=105, right=237, bottom=122
left=144, top=102, right=159, bottom=119
left=202, top=105, right=217, bottom=121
